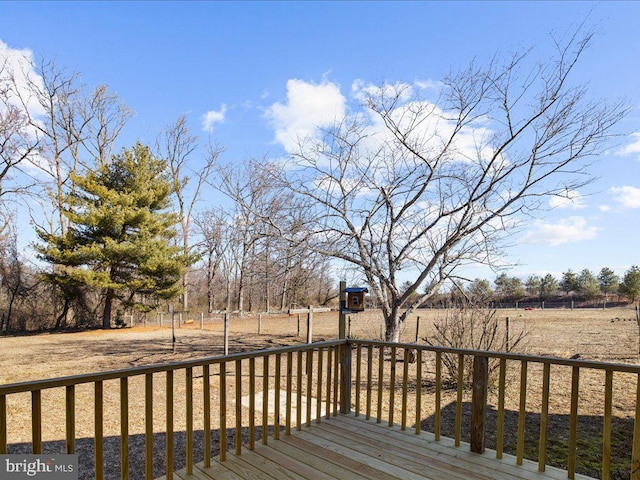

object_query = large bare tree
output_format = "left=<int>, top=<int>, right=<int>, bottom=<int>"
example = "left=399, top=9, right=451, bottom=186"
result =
left=273, top=33, right=627, bottom=341
left=156, top=115, right=223, bottom=312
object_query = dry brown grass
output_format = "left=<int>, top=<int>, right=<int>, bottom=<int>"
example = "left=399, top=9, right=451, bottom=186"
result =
left=1, top=306, right=639, bottom=479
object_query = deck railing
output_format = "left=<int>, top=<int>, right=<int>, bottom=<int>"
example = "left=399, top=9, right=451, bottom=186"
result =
left=349, top=340, right=640, bottom=480
left=1, top=339, right=640, bottom=480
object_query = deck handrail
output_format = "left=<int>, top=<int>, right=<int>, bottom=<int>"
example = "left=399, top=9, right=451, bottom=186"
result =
left=1, top=338, right=640, bottom=480
left=0, top=339, right=346, bottom=395
left=351, top=339, right=640, bottom=373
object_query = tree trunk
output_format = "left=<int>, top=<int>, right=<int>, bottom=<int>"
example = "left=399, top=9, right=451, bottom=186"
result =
left=102, top=288, right=114, bottom=329
left=54, top=298, right=71, bottom=329
left=385, top=322, right=401, bottom=342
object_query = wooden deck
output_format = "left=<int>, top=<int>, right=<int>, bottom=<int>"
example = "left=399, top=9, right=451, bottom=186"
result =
left=160, top=413, right=595, bottom=480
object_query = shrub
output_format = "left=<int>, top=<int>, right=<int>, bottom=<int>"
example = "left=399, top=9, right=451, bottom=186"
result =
left=424, top=305, right=527, bottom=388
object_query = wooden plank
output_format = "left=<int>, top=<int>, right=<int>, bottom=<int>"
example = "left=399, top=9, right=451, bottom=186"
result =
left=186, top=367, right=193, bottom=474
left=249, top=358, right=256, bottom=449
left=280, top=434, right=394, bottom=480
left=120, top=378, right=129, bottom=480
left=288, top=307, right=331, bottom=314
left=166, top=413, right=596, bottom=480
left=203, top=365, right=211, bottom=466
left=517, top=360, right=528, bottom=465
left=235, top=360, right=242, bottom=456
left=145, top=374, right=153, bottom=480
left=455, top=354, right=463, bottom=446
left=274, top=354, right=281, bottom=440
left=262, top=355, right=269, bottom=445
left=366, top=345, right=373, bottom=420
left=311, top=420, right=480, bottom=480
left=355, top=344, right=362, bottom=417
left=251, top=441, right=338, bottom=480
left=496, top=357, right=506, bottom=459
left=388, top=346, right=396, bottom=427
left=602, top=369, right=613, bottom=480
left=377, top=346, right=384, bottom=423
left=296, top=350, right=303, bottom=430
left=166, top=371, right=174, bottom=479
left=568, top=366, right=580, bottom=479
left=31, top=390, right=42, bottom=454
left=219, top=362, right=227, bottom=461
left=435, top=351, right=441, bottom=440
left=539, top=362, right=550, bottom=472
left=194, top=461, right=249, bottom=480
left=95, top=381, right=104, bottom=480
left=65, top=385, right=75, bottom=454
left=228, top=447, right=307, bottom=480
left=0, top=395, right=6, bottom=454
left=632, top=372, right=640, bottom=480
left=334, top=414, right=594, bottom=480
left=286, top=352, right=292, bottom=435
left=415, top=349, right=422, bottom=435
left=315, top=347, right=323, bottom=423
left=471, top=355, right=488, bottom=454
left=270, top=437, right=372, bottom=480
left=305, top=350, right=313, bottom=427
left=292, top=428, right=430, bottom=480
left=401, top=348, right=409, bottom=431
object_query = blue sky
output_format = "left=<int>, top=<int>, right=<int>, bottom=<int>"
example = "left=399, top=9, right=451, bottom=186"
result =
left=1, top=1, right=640, bottom=283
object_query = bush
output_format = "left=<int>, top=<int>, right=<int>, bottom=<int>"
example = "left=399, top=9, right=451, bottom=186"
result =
left=424, top=305, right=527, bottom=388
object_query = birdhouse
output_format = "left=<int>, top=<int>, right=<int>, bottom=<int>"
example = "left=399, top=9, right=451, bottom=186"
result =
left=343, top=287, right=368, bottom=312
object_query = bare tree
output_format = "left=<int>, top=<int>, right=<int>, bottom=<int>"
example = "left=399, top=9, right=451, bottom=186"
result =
left=0, top=60, right=40, bottom=218
left=156, top=115, right=223, bottom=312
left=194, top=208, right=228, bottom=313
left=7, top=59, right=132, bottom=235
left=273, top=33, right=627, bottom=341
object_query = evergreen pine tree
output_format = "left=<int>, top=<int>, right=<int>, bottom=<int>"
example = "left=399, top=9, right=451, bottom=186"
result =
left=36, top=143, right=185, bottom=328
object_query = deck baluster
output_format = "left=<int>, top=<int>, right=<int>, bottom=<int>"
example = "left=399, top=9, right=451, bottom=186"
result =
left=166, top=371, right=173, bottom=479
left=568, top=366, right=580, bottom=478
left=496, top=358, right=506, bottom=459
left=539, top=363, right=550, bottom=472
left=65, top=385, right=75, bottom=455
left=95, top=381, right=103, bottom=480
left=120, top=378, right=128, bottom=480
left=203, top=365, right=211, bottom=467
left=145, top=374, right=153, bottom=479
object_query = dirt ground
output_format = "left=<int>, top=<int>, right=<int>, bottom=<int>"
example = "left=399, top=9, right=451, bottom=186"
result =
left=1, top=306, right=639, bottom=479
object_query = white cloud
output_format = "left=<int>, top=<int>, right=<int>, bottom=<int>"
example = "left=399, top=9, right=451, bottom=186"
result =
left=610, top=186, right=640, bottom=208
left=617, top=132, right=640, bottom=160
left=520, top=216, right=598, bottom=246
left=599, top=204, right=612, bottom=212
left=265, top=78, right=346, bottom=153
left=202, top=104, right=227, bottom=133
left=0, top=40, right=45, bottom=116
left=549, top=190, right=586, bottom=209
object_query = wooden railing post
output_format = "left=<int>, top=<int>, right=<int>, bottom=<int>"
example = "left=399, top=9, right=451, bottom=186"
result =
left=471, top=355, right=488, bottom=454
left=340, top=341, right=352, bottom=414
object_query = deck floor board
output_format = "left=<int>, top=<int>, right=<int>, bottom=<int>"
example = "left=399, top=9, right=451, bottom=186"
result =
left=161, top=414, right=595, bottom=480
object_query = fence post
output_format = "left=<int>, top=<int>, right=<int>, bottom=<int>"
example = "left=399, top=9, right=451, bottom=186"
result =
left=338, top=281, right=351, bottom=413
left=415, top=316, right=421, bottom=343
left=307, top=306, right=313, bottom=344
left=297, top=314, right=301, bottom=337
left=258, top=313, right=262, bottom=335
left=200, top=312, right=204, bottom=330
left=224, top=313, right=229, bottom=356
left=471, top=355, right=489, bottom=453
left=505, top=317, right=510, bottom=352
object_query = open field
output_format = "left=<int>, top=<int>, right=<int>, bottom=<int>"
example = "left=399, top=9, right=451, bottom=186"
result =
left=1, top=306, right=639, bottom=479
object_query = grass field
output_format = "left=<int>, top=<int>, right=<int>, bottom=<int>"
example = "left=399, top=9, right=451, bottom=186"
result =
left=1, top=306, right=639, bottom=479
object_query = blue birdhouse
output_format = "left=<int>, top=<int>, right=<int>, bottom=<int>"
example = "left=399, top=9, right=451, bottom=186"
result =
left=343, top=287, right=368, bottom=312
